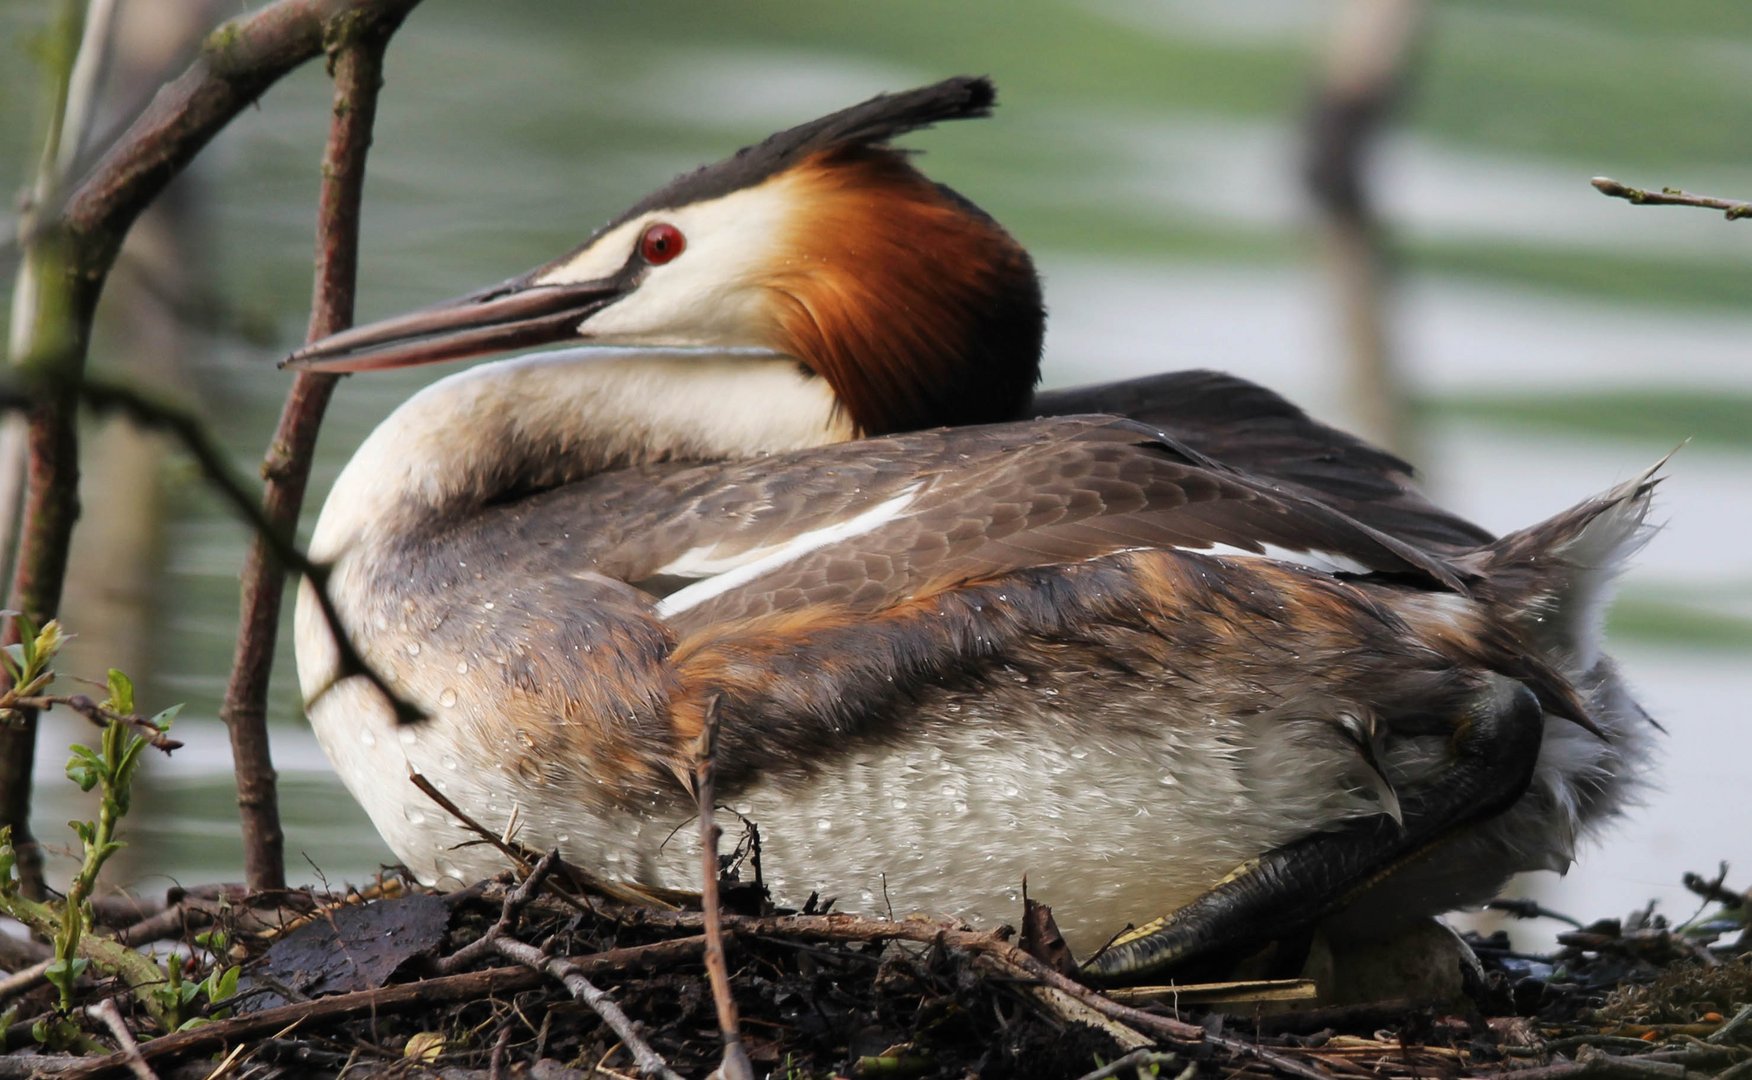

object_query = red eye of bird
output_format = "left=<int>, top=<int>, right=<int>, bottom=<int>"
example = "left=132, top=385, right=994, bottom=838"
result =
left=639, top=222, right=685, bottom=265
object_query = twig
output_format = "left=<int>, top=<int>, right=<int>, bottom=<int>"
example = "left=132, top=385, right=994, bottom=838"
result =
left=0, top=893, right=214, bottom=1004
left=0, top=376, right=420, bottom=733
left=606, top=905, right=1206, bottom=1045
left=0, top=0, right=96, bottom=905
left=408, top=773, right=531, bottom=873
left=996, top=968, right=1153, bottom=1052
left=1719, top=1058, right=1752, bottom=1080
left=489, top=1025, right=513, bottom=1080
left=0, top=1056, right=85, bottom=1077
left=437, top=849, right=559, bottom=974
left=489, top=937, right=683, bottom=1080
left=1557, top=925, right=1719, bottom=968
left=111, top=898, right=210, bottom=947
left=1592, top=177, right=1752, bottom=220
left=1206, top=1032, right=1340, bottom=1080
left=695, top=696, right=753, bottom=1080
left=220, top=0, right=420, bottom=894
left=52, top=0, right=120, bottom=181
left=1710, top=1003, right=1752, bottom=1046
left=1501, top=1045, right=1699, bottom=1080
left=61, top=0, right=421, bottom=259
left=1683, top=863, right=1743, bottom=910
left=0, top=924, right=51, bottom=970
left=410, top=773, right=670, bottom=909
left=61, top=937, right=705, bottom=1078
left=0, top=957, right=51, bottom=1001
left=87, top=997, right=156, bottom=1080
left=87, top=882, right=258, bottom=930
left=8, top=693, right=181, bottom=752
left=1486, top=896, right=1586, bottom=929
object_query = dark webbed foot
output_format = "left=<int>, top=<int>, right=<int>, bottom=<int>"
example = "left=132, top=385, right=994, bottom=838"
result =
left=1082, top=676, right=1546, bottom=985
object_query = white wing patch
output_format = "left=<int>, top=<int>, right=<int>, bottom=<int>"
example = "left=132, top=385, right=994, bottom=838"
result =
left=654, top=484, right=924, bottom=618
left=1189, top=542, right=1374, bottom=576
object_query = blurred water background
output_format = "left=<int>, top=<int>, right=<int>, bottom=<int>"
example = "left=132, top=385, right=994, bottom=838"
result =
left=2, top=0, right=1748, bottom=941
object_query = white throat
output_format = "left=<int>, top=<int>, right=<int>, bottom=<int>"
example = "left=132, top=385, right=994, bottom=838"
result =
left=309, top=349, right=854, bottom=562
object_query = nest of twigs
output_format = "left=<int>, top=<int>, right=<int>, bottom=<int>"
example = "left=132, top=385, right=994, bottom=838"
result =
left=2, top=856, right=1747, bottom=1079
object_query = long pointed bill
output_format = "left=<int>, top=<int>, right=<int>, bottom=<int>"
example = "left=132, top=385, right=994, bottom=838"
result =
left=281, top=273, right=627, bottom=373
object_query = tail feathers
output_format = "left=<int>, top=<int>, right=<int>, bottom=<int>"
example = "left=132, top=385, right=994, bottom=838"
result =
left=1467, top=458, right=1665, bottom=675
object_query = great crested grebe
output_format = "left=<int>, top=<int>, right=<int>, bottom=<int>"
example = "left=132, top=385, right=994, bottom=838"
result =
left=288, top=77, right=1656, bottom=981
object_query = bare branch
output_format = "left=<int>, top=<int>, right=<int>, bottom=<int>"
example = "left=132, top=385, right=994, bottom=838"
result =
left=1592, top=176, right=1752, bottom=220
left=60, top=0, right=422, bottom=272
left=0, top=0, right=100, bottom=905
left=221, top=0, right=420, bottom=894
left=8, top=693, right=182, bottom=753
left=0, top=0, right=423, bottom=901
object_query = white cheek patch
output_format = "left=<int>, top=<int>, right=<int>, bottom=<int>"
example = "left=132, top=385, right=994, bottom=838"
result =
left=530, top=173, right=804, bottom=345
left=655, top=484, right=923, bottom=618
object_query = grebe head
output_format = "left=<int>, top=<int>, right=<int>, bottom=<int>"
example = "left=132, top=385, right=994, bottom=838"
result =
left=287, top=76, right=1044, bottom=436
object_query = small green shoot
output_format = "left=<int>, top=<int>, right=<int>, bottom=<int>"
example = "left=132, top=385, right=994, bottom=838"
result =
left=0, top=612, right=64, bottom=723
left=0, top=618, right=189, bottom=1044
left=152, top=954, right=240, bottom=1031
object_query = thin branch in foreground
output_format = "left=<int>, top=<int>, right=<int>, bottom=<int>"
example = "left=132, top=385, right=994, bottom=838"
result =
left=1, top=0, right=424, bottom=903
left=0, top=375, right=421, bottom=727
left=86, top=997, right=156, bottom=1080
left=0, top=0, right=101, bottom=906
left=408, top=772, right=534, bottom=873
left=9, top=693, right=182, bottom=753
left=1592, top=176, right=1752, bottom=220
left=695, top=696, right=754, bottom=1080
left=0, top=958, right=52, bottom=1003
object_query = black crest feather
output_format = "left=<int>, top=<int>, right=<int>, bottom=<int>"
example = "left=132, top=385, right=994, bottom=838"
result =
left=609, top=76, right=996, bottom=226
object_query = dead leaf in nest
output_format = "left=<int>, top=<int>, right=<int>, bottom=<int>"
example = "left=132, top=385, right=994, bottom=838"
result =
left=404, top=1031, right=445, bottom=1062
left=1019, top=892, right=1077, bottom=977
left=238, top=892, right=450, bottom=1011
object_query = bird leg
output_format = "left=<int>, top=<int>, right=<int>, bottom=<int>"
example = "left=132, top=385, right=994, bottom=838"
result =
left=1080, top=676, right=1546, bottom=985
